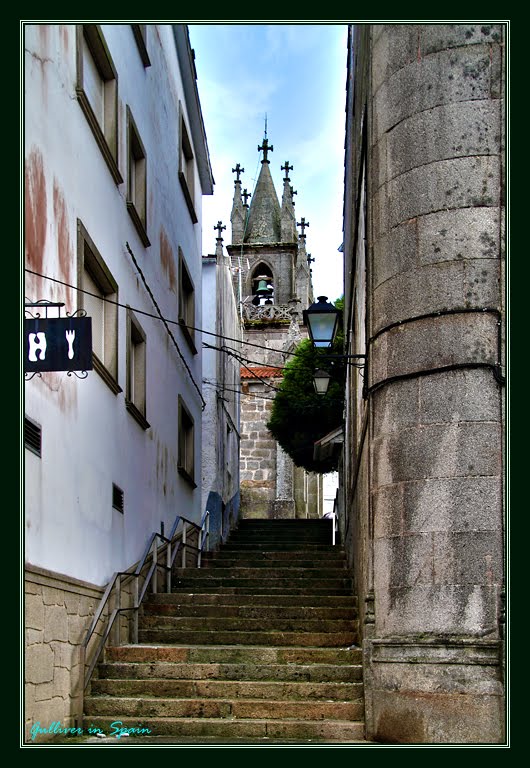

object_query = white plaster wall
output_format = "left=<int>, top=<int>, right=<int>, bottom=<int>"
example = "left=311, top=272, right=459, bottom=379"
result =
left=201, top=252, right=242, bottom=514
left=24, top=24, right=208, bottom=585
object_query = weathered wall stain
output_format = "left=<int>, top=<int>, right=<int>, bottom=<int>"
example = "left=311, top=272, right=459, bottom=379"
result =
left=53, top=179, right=74, bottom=310
left=25, top=147, right=47, bottom=298
left=159, top=229, right=177, bottom=292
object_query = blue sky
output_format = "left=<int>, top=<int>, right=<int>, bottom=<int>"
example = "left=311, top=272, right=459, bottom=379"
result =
left=188, top=23, right=349, bottom=304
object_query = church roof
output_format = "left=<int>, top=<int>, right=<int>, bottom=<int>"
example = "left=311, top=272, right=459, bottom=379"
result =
left=244, top=141, right=281, bottom=244
left=240, top=366, right=283, bottom=380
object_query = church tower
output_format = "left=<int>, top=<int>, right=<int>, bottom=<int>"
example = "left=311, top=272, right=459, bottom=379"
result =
left=226, top=135, right=321, bottom=519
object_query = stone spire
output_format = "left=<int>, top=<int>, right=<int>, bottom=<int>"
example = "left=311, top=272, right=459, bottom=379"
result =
left=244, top=139, right=281, bottom=244
left=231, top=163, right=246, bottom=244
left=280, top=161, right=297, bottom=242
left=214, top=220, right=226, bottom=258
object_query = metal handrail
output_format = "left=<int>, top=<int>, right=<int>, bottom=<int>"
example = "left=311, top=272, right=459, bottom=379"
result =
left=80, top=510, right=211, bottom=694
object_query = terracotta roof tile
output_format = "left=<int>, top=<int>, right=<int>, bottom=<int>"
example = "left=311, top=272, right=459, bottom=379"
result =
left=240, top=366, right=283, bottom=379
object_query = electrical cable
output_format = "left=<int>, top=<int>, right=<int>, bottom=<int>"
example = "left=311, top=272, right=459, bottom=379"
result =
left=25, top=267, right=304, bottom=361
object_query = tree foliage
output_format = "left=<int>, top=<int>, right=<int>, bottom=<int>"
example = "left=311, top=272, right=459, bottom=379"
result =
left=266, top=304, right=345, bottom=473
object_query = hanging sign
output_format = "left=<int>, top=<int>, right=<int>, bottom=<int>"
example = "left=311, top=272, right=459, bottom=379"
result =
left=24, top=316, right=93, bottom=373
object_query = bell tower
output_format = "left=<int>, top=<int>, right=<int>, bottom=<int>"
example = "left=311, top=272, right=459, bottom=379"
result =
left=225, top=134, right=320, bottom=519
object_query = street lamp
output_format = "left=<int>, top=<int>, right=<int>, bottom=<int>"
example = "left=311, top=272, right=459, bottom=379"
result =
left=302, top=296, right=340, bottom=348
left=313, top=368, right=331, bottom=395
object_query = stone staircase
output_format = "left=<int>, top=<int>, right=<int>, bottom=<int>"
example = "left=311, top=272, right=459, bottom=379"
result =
left=84, top=518, right=366, bottom=743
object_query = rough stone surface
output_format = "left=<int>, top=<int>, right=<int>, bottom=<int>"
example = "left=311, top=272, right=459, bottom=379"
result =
left=370, top=312, right=499, bottom=387
left=372, top=688, right=504, bottom=743
left=343, top=23, right=505, bottom=743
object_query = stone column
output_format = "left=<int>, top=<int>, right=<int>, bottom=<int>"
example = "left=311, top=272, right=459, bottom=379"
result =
left=367, top=23, right=505, bottom=743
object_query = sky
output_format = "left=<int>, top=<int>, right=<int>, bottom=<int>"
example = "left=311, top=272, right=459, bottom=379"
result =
left=188, top=23, right=349, bottom=304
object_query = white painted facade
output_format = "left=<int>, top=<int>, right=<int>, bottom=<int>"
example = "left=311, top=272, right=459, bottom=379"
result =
left=24, top=24, right=213, bottom=586
left=201, top=238, right=243, bottom=545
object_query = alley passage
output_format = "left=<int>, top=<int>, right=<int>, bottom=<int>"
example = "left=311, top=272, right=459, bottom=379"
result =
left=84, top=518, right=366, bottom=743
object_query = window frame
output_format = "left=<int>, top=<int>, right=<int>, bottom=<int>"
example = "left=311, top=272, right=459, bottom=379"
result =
left=178, top=249, right=197, bottom=354
left=126, top=106, right=150, bottom=247
left=125, top=307, right=149, bottom=429
left=77, top=220, right=121, bottom=394
left=178, top=395, right=196, bottom=487
left=76, top=24, right=122, bottom=185
left=131, top=24, right=151, bottom=67
left=178, top=107, right=197, bottom=224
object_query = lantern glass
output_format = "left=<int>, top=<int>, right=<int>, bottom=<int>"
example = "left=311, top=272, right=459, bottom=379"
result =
left=313, top=368, right=331, bottom=395
left=303, top=296, right=340, bottom=348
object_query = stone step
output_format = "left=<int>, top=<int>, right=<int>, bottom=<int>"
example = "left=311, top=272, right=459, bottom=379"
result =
left=202, top=558, right=347, bottom=569
left=104, top=644, right=362, bottom=666
left=170, top=585, right=354, bottom=596
left=171, top=576, right=353, bottom=591
left=137, top=629, right=357, bottom=646
left=84, top=695, right=364, bottom=721
left=139, top=615, right=357, bottom=633
left=147, top=593, right=356, bottom=608
left=97, top=661, right=363, bottom=683
left=83, top=716, right=366, bottom=742
left=214, top=543, right=337, bottom=551
left=174, top=566, right=352, bottom=580
left=202, top=550, right=346, bottom=562
left=142, top=603, right=356, bottom=619
left=90, top=678, right=364, bottom=702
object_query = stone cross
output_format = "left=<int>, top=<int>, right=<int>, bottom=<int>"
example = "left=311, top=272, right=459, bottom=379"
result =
left=281, top=161, right=293, bottom=180
left=297, top=218, right=309, bottom=237
left=258, top=138, right=274, bottom=163
left=232, top=163, right=244, bottom=182
left=307, top=253, right=315, bottom=266
left=242, top=189, right=251, bottom=206
left=214, top=221, right=226, bottom=240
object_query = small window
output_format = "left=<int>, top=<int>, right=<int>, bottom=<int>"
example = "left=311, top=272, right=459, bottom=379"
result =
left=126, top=106, right=150, bottom=246
left=178, top=396, right=196, bottom=487
left=112, top=483, right=124, bottom=513
left=76, top=25, right=122, bottom=184
left=126, top=308, right=149, bottom=429
left=77, top=220, right=121, bottom=393
left=131, top=24, right=151, bottom=67
left=24, top=417, right=41, bottom=457
left=178, top=250, right=196, bottom=354
left=178, top=109, right=197, bottom=223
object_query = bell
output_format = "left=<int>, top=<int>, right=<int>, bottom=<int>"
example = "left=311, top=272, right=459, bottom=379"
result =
left=256, top=279, right=269, bottom=295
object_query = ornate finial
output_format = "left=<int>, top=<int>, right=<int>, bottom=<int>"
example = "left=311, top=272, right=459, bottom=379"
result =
left=258, top=138, right=274, bottom=163
left=214, top=221, right=226, bottom=240
left=281, top=161, right=293, bottom=180
left=297, top=217, right=310, bottom=237
left=232, top=163, right=244, bottom=183
left=242, top=189, right=251, bottom=207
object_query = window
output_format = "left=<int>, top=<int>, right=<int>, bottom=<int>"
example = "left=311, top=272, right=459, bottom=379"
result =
left=178, top=396, right=196, bottom=487
left=24, top=417, right=41, bottom=457
left=76, top=25, right=122, bottom=184
left=126, top=308, right=149, bottom=429
left=178, top=250, right=196, bottom=353
left=112, top=483, right=124, bottom=513
left=131, top=24, right=151, bottom=67
left=178, top=109, right=197, bottom=223
left=77, top=220, right=121, bottom=393
left=126, top=106, right=150, bottom=246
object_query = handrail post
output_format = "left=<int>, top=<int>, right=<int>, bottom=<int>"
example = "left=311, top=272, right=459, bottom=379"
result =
left=132, top=577, right=139, bottom=644
left=167, top=540, right=172, bottom=593
left=182, top=524, right=187, bottom=568
left=151, top=536, right=158, bottom=594
left=112, top=575, right=121, bottom=646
